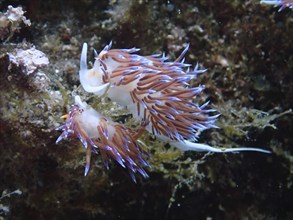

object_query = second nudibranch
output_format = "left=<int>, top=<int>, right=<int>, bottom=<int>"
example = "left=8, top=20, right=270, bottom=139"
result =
left=79, top=42, right=271, bottom=154
left=260, top=0, right=293, bottom=10
left=56, top=96, right=149, bottom=180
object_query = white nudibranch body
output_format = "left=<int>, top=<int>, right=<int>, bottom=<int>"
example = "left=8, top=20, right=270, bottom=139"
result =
left=78, top=42, right=271, bottom=155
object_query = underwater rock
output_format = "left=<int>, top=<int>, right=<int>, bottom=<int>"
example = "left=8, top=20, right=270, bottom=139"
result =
left=8, top=47, right=49, bottom=75
left=7, top=46, right=50, bottom=92
left=0, top=5, right=31, bottom=41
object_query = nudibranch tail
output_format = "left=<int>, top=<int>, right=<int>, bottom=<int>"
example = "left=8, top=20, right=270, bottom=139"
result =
left=170, top=139, right=271, bottom=154
left=56, top=96, right=150, bottom=181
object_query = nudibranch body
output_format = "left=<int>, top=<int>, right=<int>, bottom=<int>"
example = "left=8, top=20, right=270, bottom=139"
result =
left=79, top=43, right=215, bottom=141
left=78, top=42, right=271, bottom=154
left=56, top=96, right=149, bottom=180
left=260, top=0, right=293, bottom=10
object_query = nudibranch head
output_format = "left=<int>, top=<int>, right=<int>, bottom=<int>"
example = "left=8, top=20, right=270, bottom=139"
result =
left=79, top=43, right=110, bottom=96
left=56, top=96, right=150, bottom=181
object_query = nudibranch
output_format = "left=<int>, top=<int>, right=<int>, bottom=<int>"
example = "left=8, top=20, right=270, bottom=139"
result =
left=260, top=0, right=293, bottom=10
left=56, top=95, right=149, bottom=181
left=78, top=42, right=271, bottom=154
